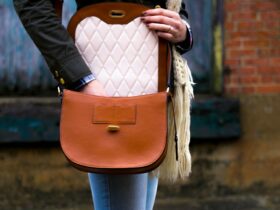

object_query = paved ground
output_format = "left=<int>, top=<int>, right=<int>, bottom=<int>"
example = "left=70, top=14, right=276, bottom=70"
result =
left=1, top=187, right=280, bottom=210
left=1, top=145, right=280, bottom=210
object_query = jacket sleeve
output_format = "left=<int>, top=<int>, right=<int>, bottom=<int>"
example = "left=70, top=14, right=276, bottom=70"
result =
left=175, top=1, right=193, bottom=54
left=13, top=0, right=93, bottom=88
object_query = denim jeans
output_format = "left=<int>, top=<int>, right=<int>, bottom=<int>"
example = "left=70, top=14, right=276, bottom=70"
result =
left=88, top=173, right=158, bottom=210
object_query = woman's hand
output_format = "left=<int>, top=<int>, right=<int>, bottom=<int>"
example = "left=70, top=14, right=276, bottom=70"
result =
left=141, top=8, right=187, bottom=44
left=80, top=80, right=107, bottom=96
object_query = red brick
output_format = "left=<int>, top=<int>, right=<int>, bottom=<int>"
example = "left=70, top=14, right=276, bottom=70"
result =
left=232, top=11, right=257, bottom=20
left=258, top=66, right=279, bottom=74
left=224, top=76, right=230, bottom=84
left=256, top=31, right=276, bottom=39
left=241, top=58, right=257, bottom=66
left=261, top=76, right=275, bottom=84
left=228, top=49, right=257, bottom=58
left=225, top=59, right=240, bottom=67
left=243, top=40, right=270, bottom=48
left=230, top=75, right=240, bottom=84
left=256, top=85, right=280, bottom=94
left=225, top=86, right=240, bottom=95
left=230, top=31, right=257, bottom=39
left=256, top=2, right=280, bottom=11
left=259, top=29, right=280, bottom=39
left=225, top=39, right=242, bottom=48
left=274, top=76, right=280, bottom=83
left=224, top=0, right=280, bottom=95
left=225, top=2, right=239, bottom=11
left=225, top=11, right=232, bottom=22
left=270, top=40, right=280, bottom=49
left=261, top=11, right=280, bottom=20
left=258, top=48, right=275, bottom=57
left=227, top=66, right=239, bottom=74
left=239, top=67, right=257, bottom=74
left=224, top=75, right=240, bottom=85
left=270, top=49, right=280, bottom=56
left=240, top=75, right=259, bottom=84
left=237, top=22, right=262, bottom=31
left=255, top=58, right=270, bottom=67
left=270, top=58, right=280, bottom=66
left=262, top=21, right=280, bottom=31
left=225, top=22, right=237, bottom=32
left=241, top=58, right=269, bottom=67
left=236, top=2, right=257, bottom=12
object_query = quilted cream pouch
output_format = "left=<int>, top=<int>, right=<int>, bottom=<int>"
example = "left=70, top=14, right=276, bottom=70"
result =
left=68, top=3, right=163, bottom=97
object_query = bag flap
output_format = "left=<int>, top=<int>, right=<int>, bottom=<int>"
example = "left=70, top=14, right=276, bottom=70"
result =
left=60, top=89, right=168, bottom=173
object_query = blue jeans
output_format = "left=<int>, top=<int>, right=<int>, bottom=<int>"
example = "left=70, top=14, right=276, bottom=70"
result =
left=88, top=173, right=158, bottom=210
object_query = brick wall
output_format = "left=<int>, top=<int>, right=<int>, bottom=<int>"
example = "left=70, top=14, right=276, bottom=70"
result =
left=224, top=0, right=280, bottom=95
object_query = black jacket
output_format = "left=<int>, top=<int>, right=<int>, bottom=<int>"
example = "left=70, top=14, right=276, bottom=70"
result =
left=13, top=0, right=192, bottom=88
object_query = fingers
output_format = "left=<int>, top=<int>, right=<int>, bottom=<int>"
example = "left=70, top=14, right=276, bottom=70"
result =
left=141, top=8, right=181, bottom=30
left=145, top=22, right=173, bottom=34
left=156, top=31, right=174, bottom=41
left=141, top=8, right=186, bottom=43
left=142, top=8, right=180, bottom=19
left=142, top=15, right=180, bottom=30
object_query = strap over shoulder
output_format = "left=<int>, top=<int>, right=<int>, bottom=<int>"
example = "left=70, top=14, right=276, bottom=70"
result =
left=54, top=0, right=63, bottom=18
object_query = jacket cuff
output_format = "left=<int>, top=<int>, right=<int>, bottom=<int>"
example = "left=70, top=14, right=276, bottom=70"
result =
left=71, top=73, right=96, bottom=90
left=175, top=20, right=193, bottom=54
left=52, top=55, right=93, bottom=88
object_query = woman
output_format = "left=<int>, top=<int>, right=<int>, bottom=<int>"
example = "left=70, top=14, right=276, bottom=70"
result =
left=13, top=0, right=193, bottom=209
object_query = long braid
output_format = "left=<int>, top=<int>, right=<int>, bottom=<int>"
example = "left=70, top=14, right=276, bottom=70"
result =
left=157, top=0, right=193, bottom=183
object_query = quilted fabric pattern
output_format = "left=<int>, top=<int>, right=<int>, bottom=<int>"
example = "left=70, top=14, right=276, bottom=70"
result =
left=75, top=17, right=159, bottom=96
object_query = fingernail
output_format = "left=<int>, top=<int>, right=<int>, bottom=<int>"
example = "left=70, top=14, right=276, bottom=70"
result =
left=141, top=17, right=146, bottom=22
left=142, top=11, right=147, bottom=16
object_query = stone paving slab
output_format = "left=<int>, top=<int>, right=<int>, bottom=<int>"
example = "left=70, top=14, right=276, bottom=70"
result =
left=1, top=194, right=278, bottom=210
left=154, top=197, right=273, bottom=210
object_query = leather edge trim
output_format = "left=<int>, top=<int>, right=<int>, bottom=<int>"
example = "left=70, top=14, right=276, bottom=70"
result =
left=68, top=2, right=151, bottom=39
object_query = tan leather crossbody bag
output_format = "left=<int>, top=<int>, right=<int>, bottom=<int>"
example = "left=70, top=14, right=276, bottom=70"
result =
left=58, top=2, right=175, bottom=174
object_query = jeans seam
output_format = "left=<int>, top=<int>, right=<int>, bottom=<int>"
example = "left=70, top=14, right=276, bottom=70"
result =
left=106, top=175, right=112, bottom=210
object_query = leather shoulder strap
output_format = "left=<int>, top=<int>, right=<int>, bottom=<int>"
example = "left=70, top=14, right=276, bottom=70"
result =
left=55, top=0, right=63, bottom=18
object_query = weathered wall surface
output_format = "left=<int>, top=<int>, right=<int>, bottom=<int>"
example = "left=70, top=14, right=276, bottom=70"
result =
left=190, top=95, right=280, bottom=189
left=0, top=0, right=280, bottom=209
left=217, top=0, right=280, bottom=195
left=1, top=95, right=280, bottom=210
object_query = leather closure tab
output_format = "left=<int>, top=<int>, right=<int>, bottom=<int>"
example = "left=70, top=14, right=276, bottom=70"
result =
left=107, top=125, right=120, bottom=132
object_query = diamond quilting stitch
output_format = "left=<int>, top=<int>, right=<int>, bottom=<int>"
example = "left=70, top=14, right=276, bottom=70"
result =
left=117, top=33, right=130, bottom=51
left=104, top=32, right=117, bottom=52
left=82, top=44, right=95, bottom=64
left=103, top=57, right=116, bottom=75
left=118, top=57, right=130, bottom=76
left=75, top=17, right=159, bottom=96
left=75, top=31, right=88, bottom=52
left=81, top=19, right=95, bottom=41
left=111, top=45, right=124, bottom=64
